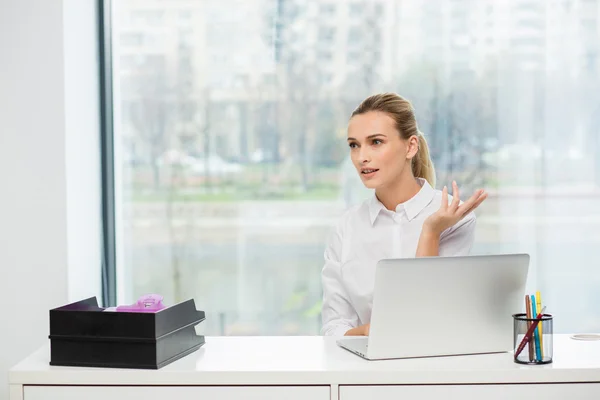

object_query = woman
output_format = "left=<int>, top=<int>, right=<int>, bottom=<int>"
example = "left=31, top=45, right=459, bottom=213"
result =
left=321, top=93, right=488, bottom=336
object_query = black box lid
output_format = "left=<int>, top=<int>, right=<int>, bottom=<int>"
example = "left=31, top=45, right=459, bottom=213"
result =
left=49, top=297, right=205, bottom=341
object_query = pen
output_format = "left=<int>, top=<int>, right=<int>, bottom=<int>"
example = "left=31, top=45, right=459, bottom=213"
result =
left=525, top=295, right=534, bottom=362
left=536, top=290, right=544, bottom=358
left=514, top=306, right=547, bottom=360
left=529, top=295, right=537, bottom=359
left=530, top=295, right=542, bottom=361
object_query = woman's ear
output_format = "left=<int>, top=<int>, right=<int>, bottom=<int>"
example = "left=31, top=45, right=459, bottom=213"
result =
left=406, top=135, right=419, bottom=160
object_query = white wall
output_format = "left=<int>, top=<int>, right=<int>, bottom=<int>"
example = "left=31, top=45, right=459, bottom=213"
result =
left=63, top=0, right=102, bottom=303
left=0, top=1, right=101, bottom=399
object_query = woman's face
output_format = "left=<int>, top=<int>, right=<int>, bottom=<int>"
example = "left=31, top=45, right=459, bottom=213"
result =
left=347, top=111, right=417, bottom=190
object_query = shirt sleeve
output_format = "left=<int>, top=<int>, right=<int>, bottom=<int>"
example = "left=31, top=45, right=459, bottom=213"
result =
left=438, top=211, right=477, bottom=257
left=320, top=216, right=361, bottom=336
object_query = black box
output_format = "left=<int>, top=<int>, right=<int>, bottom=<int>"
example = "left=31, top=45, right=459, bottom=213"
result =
left=49, top=296, right=205, bottom=369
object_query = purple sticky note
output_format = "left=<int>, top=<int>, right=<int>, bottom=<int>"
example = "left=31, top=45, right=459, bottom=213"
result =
left=116, top=294, right=166, bottom=313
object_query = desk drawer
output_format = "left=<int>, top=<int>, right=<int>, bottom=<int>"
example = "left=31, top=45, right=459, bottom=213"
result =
left=340, top=384, right=600, bottom=400
left=24, top=385, right=330, bottom=400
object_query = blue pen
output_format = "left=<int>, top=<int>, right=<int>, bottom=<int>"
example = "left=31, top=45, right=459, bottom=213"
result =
left=531, top=295, right=542, bottom=361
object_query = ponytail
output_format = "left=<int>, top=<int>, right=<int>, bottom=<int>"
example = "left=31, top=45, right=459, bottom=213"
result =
left=412, top=133, right=436, bottom=188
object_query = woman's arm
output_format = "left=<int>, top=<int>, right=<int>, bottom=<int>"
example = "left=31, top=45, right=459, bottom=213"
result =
left=417, top=215, right=477, bottom=257
left=321, top=217, right=361, bottom=336
left=416, top=227, right=441, bottom=257
left=344, top=324, right=370, bottom=336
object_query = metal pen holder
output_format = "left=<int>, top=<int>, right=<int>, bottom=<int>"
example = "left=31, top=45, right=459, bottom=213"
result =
left=512, top=313, right=553, bottom=365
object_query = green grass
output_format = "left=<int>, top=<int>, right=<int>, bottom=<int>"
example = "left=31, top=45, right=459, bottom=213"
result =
left=129, top=183, right=340, bottom=202
left=124, top=164, right=343, bottom=202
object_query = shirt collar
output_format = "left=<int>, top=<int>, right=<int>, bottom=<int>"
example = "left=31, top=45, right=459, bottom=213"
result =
left=368, top=178, right=436, bottom=225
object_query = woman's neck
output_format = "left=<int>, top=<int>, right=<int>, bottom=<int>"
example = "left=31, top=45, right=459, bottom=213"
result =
left=375, top=174, right=422, bottom=211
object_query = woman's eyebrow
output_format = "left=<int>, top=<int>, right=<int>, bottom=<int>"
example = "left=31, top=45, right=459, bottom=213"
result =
left=347, top=133, right=387, bottom=141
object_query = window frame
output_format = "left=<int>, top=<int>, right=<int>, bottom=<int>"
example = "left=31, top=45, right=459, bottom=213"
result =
left=98, top=0, right=117, bottom=307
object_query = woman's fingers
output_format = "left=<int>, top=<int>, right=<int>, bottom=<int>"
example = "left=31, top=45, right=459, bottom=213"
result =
left=441, top=185, right=448, bottom=211
left=450, top=181, right=460, bottom=211
left=471, top=191, right=488, bottom=211
left=443, top=182, right=488, bottom=218
left=458, top=189, right=487, bottom=216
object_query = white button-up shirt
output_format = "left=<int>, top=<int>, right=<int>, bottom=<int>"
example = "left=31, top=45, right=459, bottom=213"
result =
left=321, top=178, right=477, bottom=336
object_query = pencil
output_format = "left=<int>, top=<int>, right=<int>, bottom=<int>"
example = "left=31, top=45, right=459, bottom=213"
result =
left=536, top=290, right=544, bottom=359
left=525, top=295, right=534, bottom=362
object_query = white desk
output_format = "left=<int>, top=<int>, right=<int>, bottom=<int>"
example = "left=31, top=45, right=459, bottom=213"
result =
left=9, top=335, right=600, bottom=400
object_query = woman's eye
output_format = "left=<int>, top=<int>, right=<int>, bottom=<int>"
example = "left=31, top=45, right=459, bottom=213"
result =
left=373, top=139, right=382, bottom=145
left=349, top=143, right=358, bottom=148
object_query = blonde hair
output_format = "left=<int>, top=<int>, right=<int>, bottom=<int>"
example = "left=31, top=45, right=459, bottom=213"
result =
left=351, top=93, right=436, bottom=187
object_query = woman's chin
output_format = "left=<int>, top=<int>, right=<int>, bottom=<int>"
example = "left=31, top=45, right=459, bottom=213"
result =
left=360, top=178, right=379, bottom=189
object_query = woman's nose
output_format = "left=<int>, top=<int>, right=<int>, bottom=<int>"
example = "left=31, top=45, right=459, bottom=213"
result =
left=358, top=147, right=370, bottom=164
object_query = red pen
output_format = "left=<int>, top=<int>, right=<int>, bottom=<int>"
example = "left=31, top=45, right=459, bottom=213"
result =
left=515, top=306, right=547, bottom=360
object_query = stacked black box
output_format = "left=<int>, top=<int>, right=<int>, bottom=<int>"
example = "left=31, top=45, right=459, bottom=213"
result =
left=49, top=297, right=205, bottom=369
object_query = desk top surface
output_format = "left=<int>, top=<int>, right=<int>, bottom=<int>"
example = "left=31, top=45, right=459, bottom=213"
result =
left=9, top=335, right=600, bottom=385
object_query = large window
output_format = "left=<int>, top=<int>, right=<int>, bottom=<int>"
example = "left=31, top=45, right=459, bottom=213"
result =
left=107, top=0, right=600, bottom=335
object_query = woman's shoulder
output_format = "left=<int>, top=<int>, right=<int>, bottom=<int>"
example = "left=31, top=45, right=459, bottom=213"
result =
left=334, top=198, right=373, bottom=232
left=337, top=202, right=367, bottom=224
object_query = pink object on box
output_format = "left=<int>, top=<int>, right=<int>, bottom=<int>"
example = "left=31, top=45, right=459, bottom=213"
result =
left=116, top=294, right=166, bottom=313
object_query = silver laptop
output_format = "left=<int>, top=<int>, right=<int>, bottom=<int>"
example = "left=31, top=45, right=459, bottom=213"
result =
left=337, top=253, right=530, bottom=360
